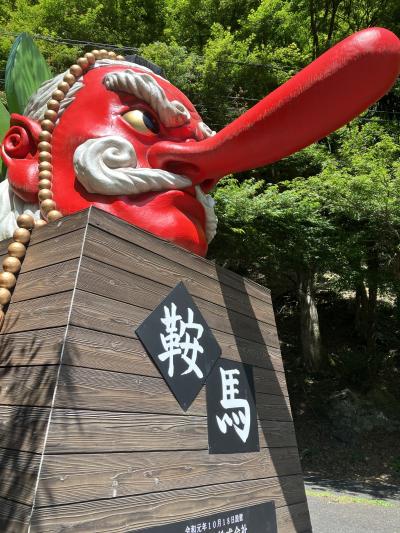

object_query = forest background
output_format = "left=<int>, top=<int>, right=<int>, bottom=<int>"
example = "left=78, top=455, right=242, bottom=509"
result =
left=0, top=0, right=400, bottom=483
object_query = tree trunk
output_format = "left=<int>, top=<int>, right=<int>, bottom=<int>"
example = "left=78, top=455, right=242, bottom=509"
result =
left=365, top=248, right=379, bottom=355
left=297, top=269, right=323, bottom=370
left=354, top=280, right=368, bottom=338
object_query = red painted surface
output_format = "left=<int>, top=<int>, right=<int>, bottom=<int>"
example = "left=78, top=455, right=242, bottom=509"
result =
left=2, top=28, right=400, bottom=256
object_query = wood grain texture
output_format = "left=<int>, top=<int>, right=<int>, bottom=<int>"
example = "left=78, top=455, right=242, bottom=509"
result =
left=0, top=365, right=58, bottom=407
left=276, top=501, right=312, bottom=533
left=12, top=259, right=79, bottom=302
left=2, top=292, right=73, bottom=334
left=0, top=405, right=50, bottom=453
left=45, top=409, right=297, bottom=453
left=0, top=497, right=30, bottom=533
left=37, top=447, right=302, bottom=506
left=0, top=448, right=41, bottom=505
left=70, top=289, right=280, bottom=355
left=29, top=209, right=89, bottom=246
left=83, top=225, right=274, bottom=326
left=31, top=475, right=305, bottom=532
left=64, top=325, right=284, bottom=374
left=53, top=364, right=287, bottom=418
left=89, top=207, right=270, bottom=302
left=0, top=328, right=65, bottom=366
left=77, top=254, right=278, bottom=349
left=20, top=228, right=85, bottom=273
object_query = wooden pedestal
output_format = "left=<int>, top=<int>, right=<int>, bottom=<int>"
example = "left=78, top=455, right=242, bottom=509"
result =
left=0, top=207, right=311, bottom=532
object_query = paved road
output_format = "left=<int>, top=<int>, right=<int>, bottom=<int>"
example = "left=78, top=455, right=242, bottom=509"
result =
left=305, top=476, right=400, bottom=533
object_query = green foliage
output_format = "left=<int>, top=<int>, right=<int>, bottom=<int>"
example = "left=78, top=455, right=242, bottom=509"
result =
left=5, top=32, right=52, bottom=114
left=0, top=100, right=9, bottom=179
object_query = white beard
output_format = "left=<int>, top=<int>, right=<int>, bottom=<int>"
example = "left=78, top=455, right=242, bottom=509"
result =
left=74, top=135, right=218, bottom=242
left=0, top=179, right=40, bottom=241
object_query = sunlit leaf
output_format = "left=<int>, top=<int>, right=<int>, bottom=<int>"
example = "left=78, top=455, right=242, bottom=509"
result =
left=5, top=33, right=52, bottom=115
left=0, top=101, right=10, bottom=180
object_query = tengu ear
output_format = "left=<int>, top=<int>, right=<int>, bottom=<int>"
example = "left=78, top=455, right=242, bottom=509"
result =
left=1, top=114, right=42, bottom=203
left=1, top=114, right=41, bottom=163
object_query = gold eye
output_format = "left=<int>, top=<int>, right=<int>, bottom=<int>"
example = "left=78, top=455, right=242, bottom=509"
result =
left=122, top=109, right=159, bottom=134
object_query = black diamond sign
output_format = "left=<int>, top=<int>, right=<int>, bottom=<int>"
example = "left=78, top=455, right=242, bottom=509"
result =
left=136, top=282, right=221, bottom=411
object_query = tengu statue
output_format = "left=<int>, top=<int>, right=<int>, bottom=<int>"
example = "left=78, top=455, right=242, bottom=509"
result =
left=1, top=28, right=400, bottom=257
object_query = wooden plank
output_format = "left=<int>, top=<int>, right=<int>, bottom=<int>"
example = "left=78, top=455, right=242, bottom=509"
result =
left=2, top=292, right=73, bottom=334
left=66, top=321, right=283, bottom=375
left=20, top=228, right=85, bottom=273
left=0, top=328, right=65, bottom=367
left=53, top=365, right=287, bottom=417
left=77, top=255, right=277, bottom=347
left=89, top=206, right=271, bottom=303
left=37, top=447, right=302, bottom=506
left=0, top=237, right=12, bottom=265
left=84, top=224, right=273, bottom=323
left=0, top=497, right=30, bottom=533
left=65, top=334, right=291, bottom=419
left=0, top=405, right=50, bottom=453
left=70, top=289, right=280, bottom=351
left=12, top=259, right=79, bottom=302
left=276, top=501, right=311, bottom=533
left=0, top=448, right=40, bottom=506
left=0, top=365, right=58, bottom=407
left=30, top=475, right=305, bottom=532
left=29, top=208, right=89, bottom=246
left=45, top=409, right=297, bottom=453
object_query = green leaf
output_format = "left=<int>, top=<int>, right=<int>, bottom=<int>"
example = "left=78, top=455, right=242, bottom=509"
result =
left=5, top=33, right=52, bottom=115
left=0, top=101, right=10, bottom=181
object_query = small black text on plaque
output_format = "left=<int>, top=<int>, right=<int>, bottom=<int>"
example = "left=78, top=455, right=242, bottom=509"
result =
left=134, top=501, right=277, bottom=533
left=206, top=358, right=260, bottom=454
left=136, top=282, right=221, bottom=411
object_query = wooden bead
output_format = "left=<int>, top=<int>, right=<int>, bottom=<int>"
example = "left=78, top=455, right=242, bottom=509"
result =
left=38, top=141, right=52, bottom=153
left=13, top=228, right=31, bottom=244
left=57, top=81, right=70, bottom=93
left=92, top=49, right=101, bottom=59
left=99, top=49, right=108, bottom=58
left=3, top=256, right=21, bottom=273
left=47, top=99, right=60, bottom=112
left=39, top=152, right=52, bottom=163
left=39, top=130, right=52, bottom=143
left=39, top=161, right=53, bottom=172
left=41, top=199, right=56, bottom=213
left=38, top=178, right=52, bottom=190
left=8, top=242, right=26, bottom=258
left=63, top=72, right=76, bottom=86
left=0, top=271, right=16, bottom=289
left=77, top=57, right=89, bottom=69
left=70, top=64, right=83, bottom=77
left=38, top=170, right=52, bottom=181
left=47, top=210, right=63, bottom=222
left=0, top=288, right=12, bottom=306
left=35, top=219, right=47, bottom=228
left=116, top=55, right=125, bottom=61
left=108, top=51, right=117, bottom=59
left=44, top=109, right=57, bottom=122
left=84, top=52, right=96, bottom=65
left=16, top=213, right=35, bottom=230
left=41, top=120, right=55, bottom=132
left=52, top=90, right=65, bottom=102
left=38, top=189, right=53, bottom=201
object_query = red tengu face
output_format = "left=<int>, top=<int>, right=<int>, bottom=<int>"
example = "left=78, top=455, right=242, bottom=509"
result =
left=50, top=65, right=214, bottom=256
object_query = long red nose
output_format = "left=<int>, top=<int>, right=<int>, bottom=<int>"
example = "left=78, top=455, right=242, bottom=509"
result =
left=148, top=27, right=400, bottom=189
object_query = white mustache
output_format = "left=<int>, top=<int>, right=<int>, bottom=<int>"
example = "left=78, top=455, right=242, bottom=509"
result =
left=73, top=136, right=192, bottom=196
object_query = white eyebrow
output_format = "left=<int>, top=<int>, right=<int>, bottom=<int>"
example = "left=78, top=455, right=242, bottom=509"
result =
left=102, top=69, right=191, bottom=128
